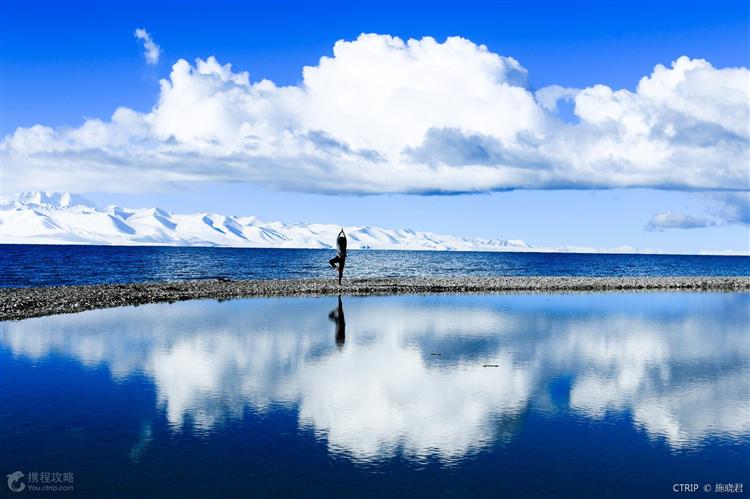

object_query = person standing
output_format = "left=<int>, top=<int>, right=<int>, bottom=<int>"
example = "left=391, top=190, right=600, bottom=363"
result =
left=329, top=228, right=347, bottom=285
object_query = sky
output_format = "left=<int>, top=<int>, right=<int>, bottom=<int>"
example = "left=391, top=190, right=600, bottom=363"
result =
left=1, top=0, right=749, bottom=253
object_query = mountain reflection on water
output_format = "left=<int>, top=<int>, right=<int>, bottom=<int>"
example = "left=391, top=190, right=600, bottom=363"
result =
left=1, top=293, right=748, bottom=465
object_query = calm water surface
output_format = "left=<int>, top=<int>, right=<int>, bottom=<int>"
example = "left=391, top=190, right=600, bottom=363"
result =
left=2, top=244, right=749, bottom=287
left=1, top=292, right=748, bottom=497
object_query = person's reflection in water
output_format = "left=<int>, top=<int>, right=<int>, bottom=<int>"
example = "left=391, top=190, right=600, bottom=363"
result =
left=329, top=295, right=345, bottom=350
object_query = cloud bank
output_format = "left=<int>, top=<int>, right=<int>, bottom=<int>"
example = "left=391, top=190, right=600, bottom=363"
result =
left=134, top=28, right=161, bottom=65
left=3, top=34, right=748, bottom=194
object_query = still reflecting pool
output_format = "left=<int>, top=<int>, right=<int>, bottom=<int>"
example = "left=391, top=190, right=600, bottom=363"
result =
left=1, top=293, right=748, bottom=497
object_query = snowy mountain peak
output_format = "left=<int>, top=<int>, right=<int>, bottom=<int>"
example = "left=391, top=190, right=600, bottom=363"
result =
left=14, top=192, right=96, bottom=209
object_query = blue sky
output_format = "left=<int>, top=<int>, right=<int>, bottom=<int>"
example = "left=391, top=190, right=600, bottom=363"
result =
left=2, top=0, right=749, bottom=253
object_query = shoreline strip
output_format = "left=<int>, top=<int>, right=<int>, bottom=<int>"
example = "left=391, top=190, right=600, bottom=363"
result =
left=1, top=276, right=748, bottom=321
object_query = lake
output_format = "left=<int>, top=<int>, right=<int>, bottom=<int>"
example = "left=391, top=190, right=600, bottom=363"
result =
left=1, top=244, right=749, bottom=287
left=1, top=292, right=748, bottom=497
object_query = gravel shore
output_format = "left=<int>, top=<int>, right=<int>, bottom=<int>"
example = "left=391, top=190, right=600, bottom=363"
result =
left=1, top=276, right=748, bottom=321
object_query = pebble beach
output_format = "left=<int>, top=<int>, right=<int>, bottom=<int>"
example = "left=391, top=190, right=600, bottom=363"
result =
left=1, top=275, right=749, bottom=321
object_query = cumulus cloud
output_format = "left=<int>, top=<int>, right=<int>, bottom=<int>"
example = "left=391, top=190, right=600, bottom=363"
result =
left=2, top=34, right=749, bottom=194
left=134, top=28, right=161, bottom=65
left=645, top=211, right=715, bottom=231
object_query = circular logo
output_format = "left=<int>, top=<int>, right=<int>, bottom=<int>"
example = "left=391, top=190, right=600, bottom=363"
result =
left=704, top=484, right=712, bottom=492
left=6, top=471, right=26, bottom=493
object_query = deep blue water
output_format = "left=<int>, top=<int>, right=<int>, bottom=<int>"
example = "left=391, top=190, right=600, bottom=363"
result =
left=1, top=244, right=748, bottom=287
left=1, top=292, right=748, bottom=498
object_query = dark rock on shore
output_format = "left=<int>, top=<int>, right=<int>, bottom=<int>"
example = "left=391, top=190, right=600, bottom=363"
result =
left=1, top=276, right=748, bottom=321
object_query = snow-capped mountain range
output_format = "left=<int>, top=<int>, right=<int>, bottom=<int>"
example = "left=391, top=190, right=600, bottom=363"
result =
left=1, top=192, right=534, bottom=251
left=1, top=192, right=744, bottom=255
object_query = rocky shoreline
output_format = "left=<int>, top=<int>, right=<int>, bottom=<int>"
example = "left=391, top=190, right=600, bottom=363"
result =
left=1, top=276, right=748, bottom=321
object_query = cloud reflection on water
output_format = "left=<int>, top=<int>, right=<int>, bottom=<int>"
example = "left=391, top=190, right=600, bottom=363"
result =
left=1, top=293, right=747, bottom=462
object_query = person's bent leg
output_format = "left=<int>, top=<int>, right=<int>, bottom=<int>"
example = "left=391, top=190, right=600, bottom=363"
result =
left=329, top=256, right=340, bottom=268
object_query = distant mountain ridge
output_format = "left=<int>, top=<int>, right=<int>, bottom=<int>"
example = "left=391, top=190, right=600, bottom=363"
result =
left=0, top=192, right=533, bottom=251
left=2, top=192, right=746, bottom=255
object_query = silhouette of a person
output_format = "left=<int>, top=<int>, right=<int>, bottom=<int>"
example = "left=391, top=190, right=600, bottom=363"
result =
left=329, top=295, right=345, bottom=349
left=328, top=228, right=347, bottom=285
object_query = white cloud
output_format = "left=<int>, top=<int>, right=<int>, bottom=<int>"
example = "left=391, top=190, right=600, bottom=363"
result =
left=534, top=84, right=578, bottom=112
left=645, top=210, right=714, bottom=231
left=2, top=34, right=748, bottom=194
left=134, top=28, right=161, bottom=65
